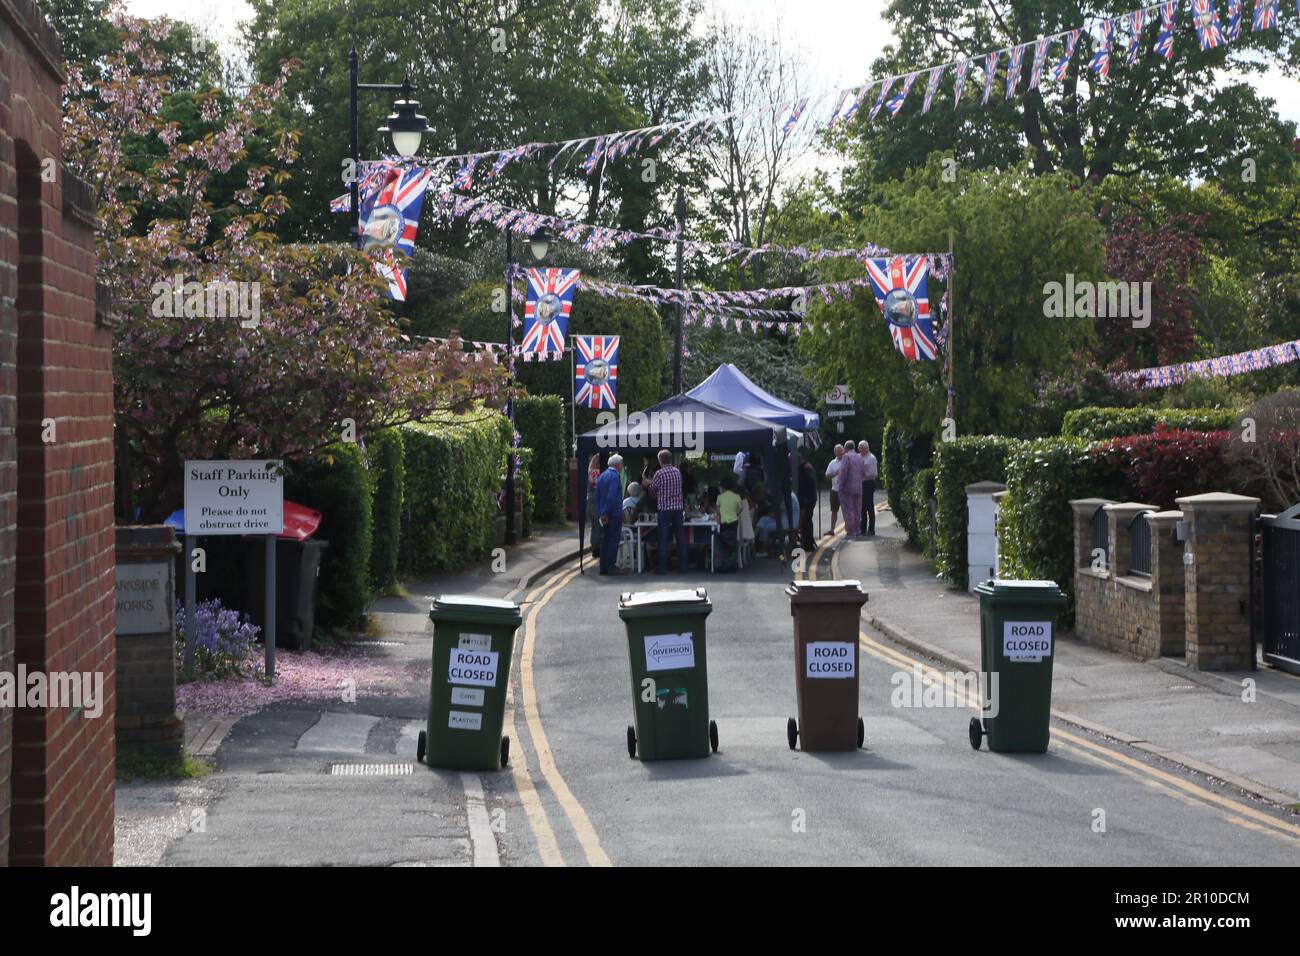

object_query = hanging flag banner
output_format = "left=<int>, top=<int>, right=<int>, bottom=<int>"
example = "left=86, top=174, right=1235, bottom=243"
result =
left=1092, top=18, right=1115, bottom=77
left=1112, top=338, right=1300, bottom=389
left=982, top=51, right=1000, bottom=104
left=953, top=58, right=972, bottom=105
left=1125, top=9, right=1146, bottom=64
left=864, top=256, right=937, bottom=362
left=1154, top=3, right=1177, bottom=58
left=922, top=66, right=945, bottom=114
left=869, top=79, right=893, bottom=120
left=1253, top=0, right=1278, bottom=29
left=1006, top=43, right=1027, bottom=99
left=521, top=268, right=580, bottom=354
left=1192, top=0, right=1226, bottom=49
left=1052, top=29, right=1081, bottom=82
left=357, top=164, right=433, bottom=301
left=1029, top=36, right=1050, bottom=90
left=573, top=335, right=620, bottom=409
left=886, top=72, right=919, bottom=118
left=1225, top=0, right=1244, bottom=40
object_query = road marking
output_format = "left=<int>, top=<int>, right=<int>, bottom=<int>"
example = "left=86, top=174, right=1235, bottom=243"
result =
left=461, top=772, right=502, bottom=867
left=519, top=564, right=613, bottom=866
left=505, top=569, right=567, bottom=866
left=328, top=762, right=414, bottom=776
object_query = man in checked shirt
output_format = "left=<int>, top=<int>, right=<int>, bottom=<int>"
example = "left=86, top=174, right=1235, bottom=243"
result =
left=647, top=449, right=689, bottom=574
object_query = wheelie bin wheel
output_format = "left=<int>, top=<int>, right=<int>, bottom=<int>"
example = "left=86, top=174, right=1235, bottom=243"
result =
left=969, top=716, right=983, bottom=751
left=709, top=720, right=719, bottom=753
left=500, top=735, right=510, bottom=767
left=416, top=730, right=426, bottom=764
left=857, top=717, right=866, bottom=749
left=626, top=725, right=637, bottom=759
left=787, top=717, right=798, bottom=750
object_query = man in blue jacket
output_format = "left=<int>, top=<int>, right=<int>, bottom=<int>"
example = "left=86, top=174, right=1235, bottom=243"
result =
left=595, top=454, right=626, bottom=575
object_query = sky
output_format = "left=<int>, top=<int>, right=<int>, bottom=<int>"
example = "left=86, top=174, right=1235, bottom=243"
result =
left=122, top=0, right=1300, bottom=128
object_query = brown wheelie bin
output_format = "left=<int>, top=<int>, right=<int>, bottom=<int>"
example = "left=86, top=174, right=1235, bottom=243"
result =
left=786, top=579, right=869, bottom=751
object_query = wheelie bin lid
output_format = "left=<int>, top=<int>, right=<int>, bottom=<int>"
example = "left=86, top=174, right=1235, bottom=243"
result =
left=430, top=594, right=523, bottom=628
left=785, top=579, right=868, bottom=604
left=973, top=579, right=1065, bottom=604
left=617, top=588, right=712, bottom=620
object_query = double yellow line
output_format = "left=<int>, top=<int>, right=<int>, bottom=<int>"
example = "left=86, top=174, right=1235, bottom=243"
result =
left=506, top=562, right=612, bottom=866
left=810, top=521, right=1300, bottom=845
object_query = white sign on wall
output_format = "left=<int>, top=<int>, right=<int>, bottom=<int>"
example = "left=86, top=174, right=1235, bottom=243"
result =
left=184, top=460, right=284, bottom=535
left=1003, top=621, right=1053, bottom=661
left=115, top=563, right=171, bottom=635
left=644, top=633, right=695, bottom=672
left=825, top=384, right=852, bottom=405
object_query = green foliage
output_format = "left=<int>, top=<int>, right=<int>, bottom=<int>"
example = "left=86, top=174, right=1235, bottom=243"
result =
left=285, top=443, right=374, bottom=631
left=514, top=395, right=567, bottom=523
left=882, top=421, right=933, bottom=537
left=906, top=467, right=936, bottom=555
left=404, top=250, right=486, bottom=338
left=1060, top=406, right=1241, bottom=442
left=366, top=428, right=404, bottom=591
left=400, top=411, right=512, bottom=573
left=681, top=328, right=818, bottom=411
left=432, top=282, right=668, bottom=441
left=997, top=439, right=1127, bottom=626
left=516, top=446, right=535, bottom=539
left=933, top=437, right=1021, bottom=588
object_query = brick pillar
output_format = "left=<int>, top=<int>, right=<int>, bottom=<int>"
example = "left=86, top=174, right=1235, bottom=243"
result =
left=1145, top=511, right=1186, bottom=656
left=116, top=526, right=183, bottom=762
left=1177, top=493, right=1260, bottom=671
left=1069, top=498, right=1114, bottom=571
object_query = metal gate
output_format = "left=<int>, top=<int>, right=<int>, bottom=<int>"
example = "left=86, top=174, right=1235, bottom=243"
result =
left=1260, top=503, right=1300, bottom=674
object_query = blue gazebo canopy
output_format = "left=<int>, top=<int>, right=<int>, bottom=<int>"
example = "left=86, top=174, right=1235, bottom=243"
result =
left=686, top=363, right=820, bottom=433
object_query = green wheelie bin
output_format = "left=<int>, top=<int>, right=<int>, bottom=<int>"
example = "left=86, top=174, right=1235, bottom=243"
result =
left=617, top=589, right=717, bottom=760
left=969, top=579, right=1066, bottom=754
left=419, top=594, right=522, bottom=771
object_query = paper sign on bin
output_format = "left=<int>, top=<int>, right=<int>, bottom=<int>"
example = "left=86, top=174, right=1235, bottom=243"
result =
left=644, top=633, right=695, bottom=672
left=1002, top=621, right=1052, bottom=661
left=806, top=642, right=855, bottom=678
left=448, top=648, right=499, bottom=686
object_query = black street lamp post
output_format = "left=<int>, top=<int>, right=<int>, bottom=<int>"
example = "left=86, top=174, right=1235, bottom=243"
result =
left=348, top=46, right=427, bottom=246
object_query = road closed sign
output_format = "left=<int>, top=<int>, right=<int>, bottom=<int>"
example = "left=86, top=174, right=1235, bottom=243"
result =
left=806, top=642, right=855, bottom=678
left=448, top=648, right=499, bottom=687
left=184, top=460, right=284, bottom=535
left=1003, top=621, right=1052, bottom=661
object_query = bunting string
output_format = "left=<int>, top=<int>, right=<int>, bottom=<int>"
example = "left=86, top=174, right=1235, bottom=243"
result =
left=1111, top=336, right=1300, bottom=388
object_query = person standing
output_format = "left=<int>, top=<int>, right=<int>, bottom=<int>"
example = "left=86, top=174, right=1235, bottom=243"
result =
left=586, top=453, right=603, bottom=559
left=714, top=476, right=742, bottom=571
left=732, top=450, right=748, bottom=488
left=595, top=455, right=626, bottom=575
left=824, top=444, right=845, bottom=537
left=859, top=440, right=879, bottom=537
left=797, top=450, right=818, bottom=553
left=838, top=442, right=864, bottom=538
left=646, top=449, right=688, bottom=573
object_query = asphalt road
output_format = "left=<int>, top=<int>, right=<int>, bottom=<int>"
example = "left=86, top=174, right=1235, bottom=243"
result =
left=490, top=527, right=1300, bottom=866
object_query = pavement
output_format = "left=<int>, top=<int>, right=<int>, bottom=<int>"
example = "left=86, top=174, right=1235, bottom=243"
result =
left=834, top=499, right=1300, bottom=809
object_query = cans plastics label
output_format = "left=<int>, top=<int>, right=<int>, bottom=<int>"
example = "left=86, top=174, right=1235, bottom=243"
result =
left=448, top=710, right=483, bottom=730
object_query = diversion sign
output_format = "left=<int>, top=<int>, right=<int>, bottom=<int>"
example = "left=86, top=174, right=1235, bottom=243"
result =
left=184, top=460, right=284, bottom=535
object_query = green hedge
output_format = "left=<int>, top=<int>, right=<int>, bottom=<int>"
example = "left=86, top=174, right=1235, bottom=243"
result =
left=367, top=428, right=404, bottom=591
left=906, top=467, right=936, bottom=555
left=285, top=442, right=374, bottom=632
left=400, top=410, right=512, bottom=573
left=1060, top=406, right=1240, bottom=442
left=515, top=395, right=566, bottom=523
left=516, top=446, right=535, bottom=540
left=932, top=436, right=1021, bottom=588
left=997, top=438, right=1127, bottom=626
left=882, top=421, right=933, bottom=538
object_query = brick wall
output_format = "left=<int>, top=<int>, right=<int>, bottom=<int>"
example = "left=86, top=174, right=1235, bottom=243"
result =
left=1, top=0, right=116, bottom=866
left=1178, top=493, right=1259, bottom=671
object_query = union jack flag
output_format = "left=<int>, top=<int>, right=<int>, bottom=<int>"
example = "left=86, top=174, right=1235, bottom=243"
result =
left=1029, top=36, right=1050, bottom=90
left=1006, top=44, right=1027, bottom=99
left=1126, top=10, right=1145, bottom=64
left=1192, top=0, right=1226, bottom=49
left=982, top=51, right=1000, bottom=105
left=573, top=335, right=619, bottom=409
left=869, top=78, right=893, bottom=120
left=521, top=268, right=580, bottom=354
left=1052, top=29, right=1081, bottom=82
left=357, top=165, right=434, bottom=301
left=1154, top=3, right=1177, bottom=58
left=841, top=86, right=868, bottom=124
left=922, top=66, right=945, bottom=114
left=886, top=72, right=919, bottom=118
left=1091, top=19, right=1114, bottom=78
left=1253, top=0, right=1278, bottom=29
left=864, top=256, right=937, bottom=362
left=954, top=59, right=972, bottom=106
left=1225, top=0, right=1243, bottom=40
left=329, top=160, right=398, bottom=213
left=452, top=157, right=481, bottom=191
left=781, top=97, right=809, bottom=135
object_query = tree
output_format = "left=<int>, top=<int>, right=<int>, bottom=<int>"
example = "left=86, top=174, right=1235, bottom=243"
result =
left=835, top=0, right=1300, bottom=209
left=799, top=156, right=1105, bottom=440
left=63, top=12, right=505, bottom=520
